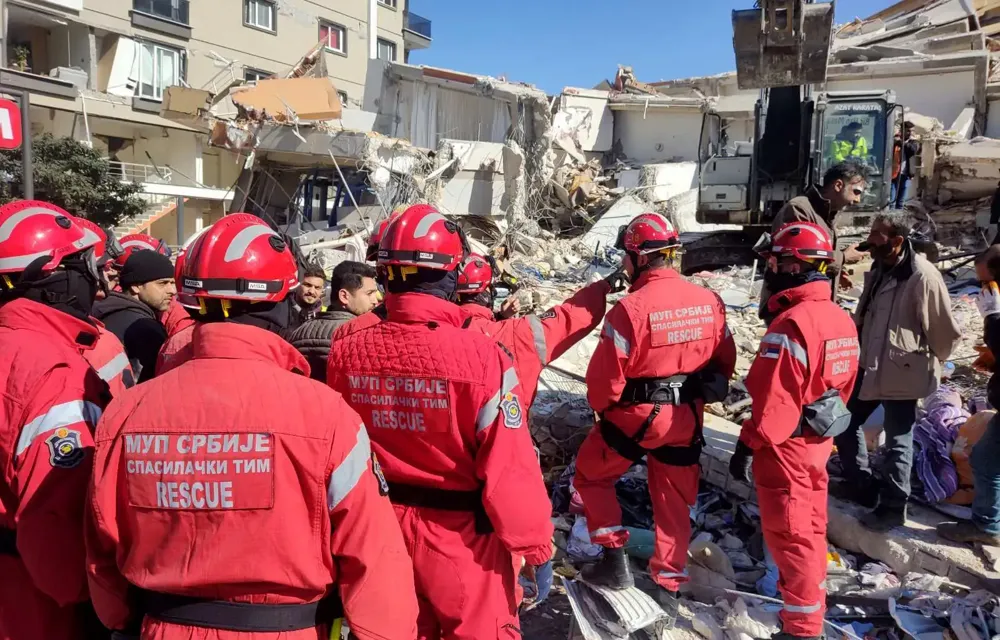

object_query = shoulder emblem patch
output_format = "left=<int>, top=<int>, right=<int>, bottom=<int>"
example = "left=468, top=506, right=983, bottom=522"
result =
left=371, top=452, right=389, bottom=496
left=539, top=309, right=557, bottom=320
left=500, top=392, right=523, bottom=428
left=46, top=428, right=85, bottom=469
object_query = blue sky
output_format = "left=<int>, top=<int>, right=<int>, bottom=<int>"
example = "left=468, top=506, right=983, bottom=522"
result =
left=407, top=0, right=897, bottom=94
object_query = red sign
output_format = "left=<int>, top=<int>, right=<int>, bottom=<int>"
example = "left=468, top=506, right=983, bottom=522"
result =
left=0, top=99, right=22, bottom=150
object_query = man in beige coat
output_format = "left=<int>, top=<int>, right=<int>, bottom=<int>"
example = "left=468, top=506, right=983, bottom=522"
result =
left=832, top=213, right=962, bottom=531
left=759, top=162, right=868, bottom=321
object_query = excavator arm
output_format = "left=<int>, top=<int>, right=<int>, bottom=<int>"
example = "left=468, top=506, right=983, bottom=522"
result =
left=733, top=0, right=835, bottom=90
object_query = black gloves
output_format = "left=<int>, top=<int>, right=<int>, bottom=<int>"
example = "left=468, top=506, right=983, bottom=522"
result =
left=604, top=265, right=628, bottom=293
left=728, top=440, right=753, bottom=484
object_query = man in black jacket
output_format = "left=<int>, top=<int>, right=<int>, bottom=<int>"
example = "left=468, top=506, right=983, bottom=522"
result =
left=92, top=250, right=175, bottom=382
left=938, top=246, right=1000, bottom=544
left=287, top=260, right=379, bottom=382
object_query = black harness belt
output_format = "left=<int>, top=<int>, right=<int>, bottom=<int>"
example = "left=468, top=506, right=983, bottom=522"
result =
left=387, top=481, right=494, bottom=534
left=600, top=373, right=711, bottom=467
left=139, top=590, right=343, bottom=632
left=0, top=528, right=17, bottom=556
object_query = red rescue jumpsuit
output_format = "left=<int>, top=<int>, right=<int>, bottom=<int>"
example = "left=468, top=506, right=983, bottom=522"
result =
left=86, top=322, right=419, bottom=640
left=327, top=293, right=554, bottom=640
left=85, top=321, right=135, bottom=397
left=159, top=300, right=195, bottom=338
left=739, top=281, right=859, bottom=638
left=461, top=280, right=609, bottom=406
left=154, top=323, right=194, bottom=376
left=575, top=268, right=737, bottom=591
left=0, top=298, right=108, bottom=640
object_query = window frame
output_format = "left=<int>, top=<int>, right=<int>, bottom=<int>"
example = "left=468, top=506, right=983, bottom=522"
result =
left=244, top=67, right=273, bottom=83
left=135, top=41, right=182, bottom=101
left=243, top=0, right=277, bottom=33
left=376, top=38, right=396, bottom=62
left=377, top=0, right=397, bottom=8
left=337, top=90, right=348, bottom=107
left=319, top=21, right=347, bottom=55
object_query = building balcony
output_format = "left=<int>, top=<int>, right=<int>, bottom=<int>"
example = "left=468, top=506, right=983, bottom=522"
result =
left=131, top=0, right=192, bottom=39
left=403, top=11, right=432, bottom=50
left=3, top=4, right=89, bottom=99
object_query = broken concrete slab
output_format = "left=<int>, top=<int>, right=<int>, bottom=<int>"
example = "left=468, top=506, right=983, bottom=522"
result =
left=581, top=195, right=649, bottom=253
left=231, top=77, right=343, bottom=122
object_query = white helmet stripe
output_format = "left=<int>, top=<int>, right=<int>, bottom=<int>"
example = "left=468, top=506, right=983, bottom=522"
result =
left=78, top=229, right=102, bottom=249
left=414, top=212, right=446, bottom=239
left=0, top=207, right=62, bottom=243
left=224, top=225, right=276, bottom=263
left=0, top=250, right=54, bottom=271
left=642, top=213, right=672, bottom=233
left=121, top=239, right=158, bottom=251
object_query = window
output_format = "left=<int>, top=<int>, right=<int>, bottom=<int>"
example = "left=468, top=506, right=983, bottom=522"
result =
left=377, top=0, right=397, bottom=7
left=244, top=0, right=276, bottom=32
left=337, top=91, right=348, bottom=107
left=135, top=42, right=181, bottom=101
left=244, top=68, right=273, bottom=83
left=320, top=22, right=346, bottom=54
left=377, top=38, right=396, bottom=62
left=133, top=0, right=190, bottom=25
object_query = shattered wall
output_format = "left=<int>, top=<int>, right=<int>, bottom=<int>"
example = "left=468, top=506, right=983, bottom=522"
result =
left=613, top=109, right=705, bottom=163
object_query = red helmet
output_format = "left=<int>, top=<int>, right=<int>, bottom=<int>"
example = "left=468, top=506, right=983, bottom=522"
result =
left=0, top=200, right=102, bottom=275
left=367, top=207, right=406, bottom=261
left=458, top=253, right=495, bottom=295
left=180, top=214, right=298, bottom=303
left=72, top=217, right=110, bottom=261
left=765, top=222, right=835, bottom=263
left=377, top=204, right=466, bottom=271
left=620, top=213, right=680, bottom=254
left=173, top=228, right=210, bottom=309
left=116, top=233, right=170, bottom=267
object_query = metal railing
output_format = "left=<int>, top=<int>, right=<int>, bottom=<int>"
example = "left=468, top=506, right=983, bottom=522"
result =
left=107, top=161, right=173, bottom=184
left=405, top=11, right=432, bottom=39
left=133, top=0, right=190, bottom=24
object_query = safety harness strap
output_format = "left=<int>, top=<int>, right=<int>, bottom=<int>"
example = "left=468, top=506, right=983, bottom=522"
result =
left=139, top=590, right=343, bottom=632
left=387, top=481, right=494, bottom=534
left=0, top=528, right=17, bottom=556
left=599, top=417, right=704, bottom=467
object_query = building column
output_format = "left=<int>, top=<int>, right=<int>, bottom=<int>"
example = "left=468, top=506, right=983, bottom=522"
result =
left=175, top=196, right=185, bottom=247
left=368, top=0, right=378, bottom=59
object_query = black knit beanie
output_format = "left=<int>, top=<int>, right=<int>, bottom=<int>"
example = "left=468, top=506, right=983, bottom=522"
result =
left=120, top=250, right=174, bottom=287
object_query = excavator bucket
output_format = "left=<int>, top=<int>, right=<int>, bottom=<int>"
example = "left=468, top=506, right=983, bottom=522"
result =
left=732, top=0, right=834, bottom=90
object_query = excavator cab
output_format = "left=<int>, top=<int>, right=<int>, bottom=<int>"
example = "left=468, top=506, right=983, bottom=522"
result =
left=733, top=0, right=835, bottom=90
left=813, top=92, right=900, bottom=211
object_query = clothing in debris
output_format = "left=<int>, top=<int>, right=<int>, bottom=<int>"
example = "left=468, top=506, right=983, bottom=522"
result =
left=93, top=291, right=168, bottom=383
left=912, top=387, right=967, bottom=503
left=460, top=279, right=610, bottom=406
left=286, top=309, right=358, bottom=383
left=575, top=267, right=736, bottom=592
left=0, top=298, right=108, bottom=640
left=86, top=322, right=418, bottom=639
left=739, top=280, right=860, bottom=638
left=327, top=292, right=553, bottom=639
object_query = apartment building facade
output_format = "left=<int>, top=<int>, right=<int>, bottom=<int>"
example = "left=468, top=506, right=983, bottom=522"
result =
left=0, top=0, right=431, bottom=243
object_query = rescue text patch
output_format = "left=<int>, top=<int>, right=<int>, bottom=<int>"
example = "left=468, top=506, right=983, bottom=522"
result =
left=823, top=337, right=860, bottom=378
left=648, top=305, right=715, bottom=347
left=124, top=433, right=275, bottom=510
left=346, top=376, right=452, bottom=434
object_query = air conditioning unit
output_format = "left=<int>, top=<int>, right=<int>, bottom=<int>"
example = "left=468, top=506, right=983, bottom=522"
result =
left=50, top=66, right=88, bottom=90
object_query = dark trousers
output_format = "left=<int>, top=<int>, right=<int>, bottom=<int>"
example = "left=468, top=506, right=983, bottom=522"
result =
left=833, top=373, right=918, bottom=510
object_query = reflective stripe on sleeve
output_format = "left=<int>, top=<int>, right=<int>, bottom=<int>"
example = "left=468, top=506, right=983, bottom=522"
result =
left=527, top=315, right=548, bottom=365
left=783, top=601, right=822, bottom=614
left=657, top=570, right=689, bottom=579
left=97, top=353, right=131, bottom=382
left=327, top=424, right=372, bottom=510
left=16, top=400, right=103, bottom=457
left=760, top=332, right=808, bottom=367
left=602, top=321, right=630, bottom=357
left=476, top=367, right=519, bottom=433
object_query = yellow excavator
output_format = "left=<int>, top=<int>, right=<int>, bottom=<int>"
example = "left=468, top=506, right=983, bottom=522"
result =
left=684, top=0, right=902, bottom=273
